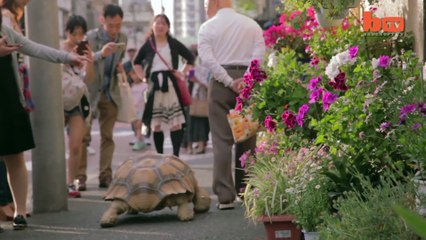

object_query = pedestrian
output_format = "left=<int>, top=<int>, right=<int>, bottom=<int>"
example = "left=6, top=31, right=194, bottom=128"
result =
left=187, top=47, right=211, bottom=155
left=123, top=47, right=150, bottom=148
left=61, top=15, right=94, bottom=198
left=76, top=4, right=127, bottom=190
left=0, top=6, right=89, bottom=230
left=133, top=14, right=195, bottom=157
left=198, top=0, right=265, bottom=210
left=0, top=0, right=30, bottom=222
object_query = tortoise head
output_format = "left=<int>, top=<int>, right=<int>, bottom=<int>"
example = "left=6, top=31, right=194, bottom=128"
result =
left=193, top=187, right=211, bottom=213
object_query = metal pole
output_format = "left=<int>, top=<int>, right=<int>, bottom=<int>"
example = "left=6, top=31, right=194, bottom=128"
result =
left=26, top=0, right=67, bottom=213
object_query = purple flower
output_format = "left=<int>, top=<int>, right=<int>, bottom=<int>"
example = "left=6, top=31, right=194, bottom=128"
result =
left=400, top=104, right=417, bottom=120
left=296, top=104, right=310, bottom=127
left=418, top=102, right=426, bottom=115
left=264, top=115, right=277, bottom=132
left=309, top=88, right=324, bottom=104
left=281, top=110, right=297, bottom=129
left=412, top=123, right=421, bottom=131
left=378, top=55, right=390, bottom=68
left=308, top=76, right=322, bottom=91
left=379, top=122, right=392, bottom=131
left=349, top=46, right=359, bottom=59
left=322, top=91, right=338, bottom=111
left=235, top=97, right=243, bottom=112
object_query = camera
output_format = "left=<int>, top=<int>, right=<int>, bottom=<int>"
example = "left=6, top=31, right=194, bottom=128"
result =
left=76, top=40, right=88, bottom=55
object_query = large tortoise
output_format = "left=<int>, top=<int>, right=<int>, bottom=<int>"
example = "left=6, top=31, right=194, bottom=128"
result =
left=100, top=153, right=211, bottom=228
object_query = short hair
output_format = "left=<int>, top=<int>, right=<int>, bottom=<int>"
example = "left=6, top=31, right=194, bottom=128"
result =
left=103, top=4, right=123, bottom=19
left=65, top=15, right=87, bottom=34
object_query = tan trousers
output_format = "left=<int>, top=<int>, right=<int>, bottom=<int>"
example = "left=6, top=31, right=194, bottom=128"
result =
left=77, top=92, right=118, bottom=182
left=209, top=69, right=256, bottom=204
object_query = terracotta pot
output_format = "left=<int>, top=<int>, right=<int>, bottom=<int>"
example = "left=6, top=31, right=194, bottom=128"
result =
left=258, top=215, right=302, bottom=240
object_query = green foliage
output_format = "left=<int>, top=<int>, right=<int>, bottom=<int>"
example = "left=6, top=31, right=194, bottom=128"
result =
left=282, top=0, right=362, bottom=18
left=319, top=174, right=418, bottom=240
left=394, top=204, right=426, bottom=238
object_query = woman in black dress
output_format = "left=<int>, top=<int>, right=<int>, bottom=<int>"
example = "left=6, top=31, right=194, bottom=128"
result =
left=0, top=7, right=88, bottom=230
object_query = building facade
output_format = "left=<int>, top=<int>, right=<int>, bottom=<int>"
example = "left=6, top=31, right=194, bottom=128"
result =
left=173, top=0, right=206, bottom=45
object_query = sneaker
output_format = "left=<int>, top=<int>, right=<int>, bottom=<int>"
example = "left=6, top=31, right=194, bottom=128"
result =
left=77, top=177, right=87, bottom=191
left=68, top=185, right=81, bottom=198
left=132, top=141, right=147, bottom=151
left=13, top=215, right=27, bottom=230
left=87, top=146, right=96, bottom=155
left=217, top=202, right=235, bottom=210
left=144, top=138, right=151, bottom=146
left=129, top=137, right=137, bottom=146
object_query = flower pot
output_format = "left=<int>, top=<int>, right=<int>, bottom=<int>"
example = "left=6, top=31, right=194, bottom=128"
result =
left=303, top=231, right=320, bottom=240
left=413, top=177, right=426, bottom=216
left=258, top=215, right=302, bottom=240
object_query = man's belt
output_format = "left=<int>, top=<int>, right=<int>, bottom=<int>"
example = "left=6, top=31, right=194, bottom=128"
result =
left=221, top=65, right=248, bottom=70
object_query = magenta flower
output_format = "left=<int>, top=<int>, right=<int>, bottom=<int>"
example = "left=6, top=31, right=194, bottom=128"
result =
left=379, top=122, right=392, bottom=131
left=240, top=86, right=252, bottom=100
left=322, top=91, right=338, bottom=111
left=329, top=72, right=348, bottom=91
left=400, top=104, right=417, bottom=120
left=309, top=87, right=324, bottom=104
left=418, top=102, right=426, bottom=115
left=412, top=123, right=421, bottom=131
left=349, top=46, right=359, bottom=59
left=296, top=104, right=310, bottom=127
left=235, top=97, right=243, bottom=112
left=264, top=115, right=277, bottom=132
left=308, top=76, right=322, bottom=91
left=281, top=110, right=297, bottom=129
left=269, top=143, right=279, bottom=154
left=342, top=18, right=349, bottom=30
left=378, top=55, right=391, bottom=68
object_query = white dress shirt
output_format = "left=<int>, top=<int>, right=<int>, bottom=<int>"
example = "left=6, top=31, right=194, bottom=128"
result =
left=198, top=8, right=265, bottom=87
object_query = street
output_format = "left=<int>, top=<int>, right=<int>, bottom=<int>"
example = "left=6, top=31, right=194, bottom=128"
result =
left=2, top=121, right=265, bottom=239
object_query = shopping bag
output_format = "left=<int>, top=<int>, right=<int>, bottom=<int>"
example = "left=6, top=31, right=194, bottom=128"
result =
left=190, top=98, right=209, bottom=117
left=117, top=73, right=137, bottom=123
left=227, top=109, right=259, bottom=143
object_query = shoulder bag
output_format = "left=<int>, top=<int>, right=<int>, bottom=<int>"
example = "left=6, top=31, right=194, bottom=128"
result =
left=149, top=39, right=192, bottom=106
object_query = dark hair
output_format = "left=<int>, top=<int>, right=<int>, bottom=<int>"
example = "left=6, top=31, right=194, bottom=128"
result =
left=151, top=14, right=171, bottom=37
left=2, top=0, right=19, bottom=22
left=103, top=4, right=123, bottom=19
left=65, top=15, right=87, bottom=34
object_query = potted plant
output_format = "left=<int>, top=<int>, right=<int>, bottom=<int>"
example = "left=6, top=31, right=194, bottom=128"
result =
left=241, top=132, right=303, bottom=240
left=285, top=146, right=331, bottom=240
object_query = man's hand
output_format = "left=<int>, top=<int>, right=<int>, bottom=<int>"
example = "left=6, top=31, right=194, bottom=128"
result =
left=101, top=42, right=117, bottom=58
left=0, top=36, right=22, bottom=57
left=231, top=78, right=244, bottom=94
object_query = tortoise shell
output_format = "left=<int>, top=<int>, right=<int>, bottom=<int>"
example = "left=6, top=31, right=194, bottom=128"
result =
left=104, top=153, right=197, bottom=212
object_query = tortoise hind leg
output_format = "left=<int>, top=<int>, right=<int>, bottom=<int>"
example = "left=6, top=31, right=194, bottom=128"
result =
left=175, top=195, right=194, bottom=221
left=100, top=200, right=129, bottom=228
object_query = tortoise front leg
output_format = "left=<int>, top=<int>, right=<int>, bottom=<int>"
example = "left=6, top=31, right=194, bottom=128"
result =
left=175, top=195, right=194, bottom=221
left=100, top=200, right=129, bottom=228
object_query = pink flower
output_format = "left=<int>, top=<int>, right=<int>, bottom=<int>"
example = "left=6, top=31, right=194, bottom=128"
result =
left=240, top=86, right=252, bottom=100
left=378, top=55, right=391, bottom=68
left=322, top=91, right=338, bottom=111
left=342, top=18, right=349, bottom=30
left=264, top=115, right=277, bottom=132
left=281, top=110, right=297, bottom=129
left=269, top=143, right=279, bottom=154
left=296, top=104, right=310, bottom=127
left=379, top=122, right=392, bottom=131
left=239, top=150, right=251, bottom=168
left=309, top=57, right=320, bottom=66
left=255, top=141, right=267, bottom=153
left=308, top=76, right=322, bottom=91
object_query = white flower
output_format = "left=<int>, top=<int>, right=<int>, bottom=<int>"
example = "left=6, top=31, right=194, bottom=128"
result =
left=336, top=51, right=350, bottom=65
left=315, top=184, right=321, bottom=189
left=267, top=51, right=278, bottom=68
left=372, top=58, right=379, bottom=69
left=325, top=62, right=339, bottom=81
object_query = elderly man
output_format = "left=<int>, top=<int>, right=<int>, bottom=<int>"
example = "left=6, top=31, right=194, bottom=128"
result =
left=198, top=0, right=265, bottom=209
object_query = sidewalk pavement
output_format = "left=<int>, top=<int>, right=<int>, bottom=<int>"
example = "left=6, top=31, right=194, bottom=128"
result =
left=1, top=123, right=266, bottom=239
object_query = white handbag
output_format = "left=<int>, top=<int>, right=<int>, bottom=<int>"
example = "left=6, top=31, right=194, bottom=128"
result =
left=116, top=72, right=137, bottom=123
left=62, top=66, right=88, bottom=111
